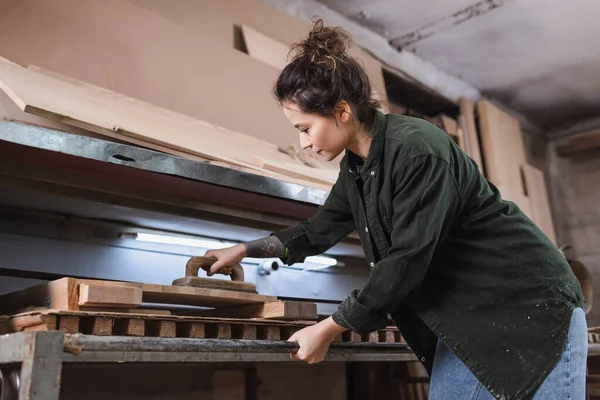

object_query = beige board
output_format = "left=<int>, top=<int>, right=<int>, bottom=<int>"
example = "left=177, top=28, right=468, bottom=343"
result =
left=458, top=98, right=484, bottom=174
left=476, top=100, right=531, bottom=216
left=0, top=58, right=336, bottom=190
left=522, top=164, right=557, bottom=244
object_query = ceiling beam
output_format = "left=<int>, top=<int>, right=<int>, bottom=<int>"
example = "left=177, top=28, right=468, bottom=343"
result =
left=389, top=0, right=506, bottom=49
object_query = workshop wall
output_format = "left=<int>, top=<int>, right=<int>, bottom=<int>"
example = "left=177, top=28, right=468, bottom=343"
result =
left=547, top=140, right=600, bottom=325
left=0, top=0, right=387, bottom=150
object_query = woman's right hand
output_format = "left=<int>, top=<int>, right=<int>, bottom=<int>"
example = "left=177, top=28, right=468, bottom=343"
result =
left=203, top=244, right=247, bottom=276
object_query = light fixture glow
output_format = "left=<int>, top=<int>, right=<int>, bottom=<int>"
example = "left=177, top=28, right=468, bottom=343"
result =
left=126, top=232, right=338, bottom=269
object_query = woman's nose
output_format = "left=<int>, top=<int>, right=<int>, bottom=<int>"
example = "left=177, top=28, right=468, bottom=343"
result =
left=299, top=133, right=311, bottom=150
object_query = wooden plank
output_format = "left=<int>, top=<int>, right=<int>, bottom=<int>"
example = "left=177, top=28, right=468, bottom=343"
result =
left=522, top=164, right=557, bottom=244
left=440, top=115, right=464, bottom=150
left=114, top=318, right=145, bottom=336
left=0, top=277, right=79, bottom=313
left=147, top=320, right=176, bottom=338
left=140, top=282, right=277, bottom=308
left=172, top=276, right=257, bottom=293
left=206, top=323, right=232, bottom=339
left=196, top=301, right=317, bottom=320
left=252, top=156, right=338, bottom=185
left=80, top=316, right=113, bottom=335
left=241, top=25, right=289, bottom=71
left=212, top=370, right=246, bottom=400
left=555, top=130, right=600, bottom=156
left=177, top=322, right=206, bottom=338
left=78, top=283, right=142, bottom=308
left=476, top=100, right=531, bottom=216
left=80, top=307, right=171, bottom=316
left=342, top=331, right=362, bottom=343
left=10, top=314, right=57, bottom=332
left=379, top=330, right=397, bottom=343
left=0, top=59, right=314, bottom=185
left=458, top=98, right=484, bottom=174
left=58, top=315, right=79, bottom=333
left=232, top=324, right=257, bottom=340
left=257, top=326, right=280, bottom=341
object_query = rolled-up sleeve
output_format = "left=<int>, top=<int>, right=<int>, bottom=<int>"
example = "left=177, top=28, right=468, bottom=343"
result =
left=332, top=155, right=462, bottom=334
left=271, top=166, right=355, bottom=265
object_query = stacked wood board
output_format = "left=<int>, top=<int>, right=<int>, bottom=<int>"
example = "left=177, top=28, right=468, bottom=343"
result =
left=0, top=57, right=338, bottom=191
left=476, top=100, right=557, bottom=243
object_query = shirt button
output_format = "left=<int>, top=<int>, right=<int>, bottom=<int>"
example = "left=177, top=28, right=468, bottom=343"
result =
left=370, top=171, right=375, bottom=176
left=421, top=357, right=426, bottom=362
left=369, top=262, right=375, bottom=268
left=365, top=227, right=369, bottom=233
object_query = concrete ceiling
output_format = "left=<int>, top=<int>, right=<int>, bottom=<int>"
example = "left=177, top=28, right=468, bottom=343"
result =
left=314, top=0, right=600, bottom=134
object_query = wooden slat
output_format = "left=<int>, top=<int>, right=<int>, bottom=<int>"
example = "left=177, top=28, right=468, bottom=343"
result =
left=146, top=320, right=176, bottom=338
left=78, top=283, right=142, bottom=308
left=196, top=301, right=317, bottom=320
left=10, top=314, right=57, bottom=332
left=114, top=318, right=145, bottom=336
left=206, top=323, right=232, bottom=339
left=343, top=331, right=362, bottom=343
left=177, top=322, right=206, bottom=338
left=80, top=316, right=113, bottom=335
left=522, top=164, right=557, bottom=244
left=232, top=324, right=257, bottom=340
left=379, top=330, right=397, bottom=343
left=80, top=307, right=171, bottom=316
left=257, top=326, right=280, bottom=341
left=458, top=98, right=484, bottom=174
left=58, top=315, right=79, bottom=333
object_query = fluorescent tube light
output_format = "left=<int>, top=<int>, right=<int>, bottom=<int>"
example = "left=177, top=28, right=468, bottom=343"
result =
left=124, top=232, right=337, bottom=268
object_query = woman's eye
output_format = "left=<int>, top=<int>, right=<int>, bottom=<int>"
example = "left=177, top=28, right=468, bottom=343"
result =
left=300, top=128, right=309, bottom=134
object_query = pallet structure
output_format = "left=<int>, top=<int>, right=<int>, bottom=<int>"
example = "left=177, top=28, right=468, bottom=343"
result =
left=0, top=277, right=404, bottom=345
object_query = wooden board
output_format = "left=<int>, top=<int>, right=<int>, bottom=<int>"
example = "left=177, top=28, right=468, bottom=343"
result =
left=555, top=129, right=600, bottom=156
left=8, top=309, right=402, bottom=344
left=476, top=100, right=531, bottom=216
left=241, top=25, right=290, bottom=70
left=79, top=283, right=142, bottom=308
left=195, top=301, right=317, bottom=320
left=0, top=277, right=277, bottom=313
left=0, top=58, right=332, bottom=190
left=522, top=164, right=557, bottom=244
left=252, top=156, right=338, bottom=185
left=172, top=276, right=257, bottom=293
left=458, top=98, right=484, bottom=174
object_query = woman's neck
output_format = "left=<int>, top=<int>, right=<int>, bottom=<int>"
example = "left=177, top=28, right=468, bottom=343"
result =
left=347, top=126, right=372, bottom=161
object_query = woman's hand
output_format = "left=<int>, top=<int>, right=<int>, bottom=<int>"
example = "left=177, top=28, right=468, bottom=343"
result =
left=288, top=317, right=347, bottom=364
left=203, top=244, right=246, bottom=276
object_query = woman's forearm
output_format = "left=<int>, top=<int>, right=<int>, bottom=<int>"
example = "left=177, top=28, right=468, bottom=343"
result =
left=243, top=236, right=287, bottom=258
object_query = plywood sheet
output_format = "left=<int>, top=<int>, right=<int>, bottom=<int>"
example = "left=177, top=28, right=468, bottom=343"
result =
left=459, top=98, right=483, bottom=173
left=522, top=164, right=557, bottom=244
left=252, top=156, right=338, bottom=185
left=0, top=58, right=295, bottom=176
left=476, top=100, right=530, bottom=215
left=241, top=25, right=290, bottom=70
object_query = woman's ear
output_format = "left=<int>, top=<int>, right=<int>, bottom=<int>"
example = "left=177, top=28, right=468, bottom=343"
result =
left=334, top=101, right=352, bottom=123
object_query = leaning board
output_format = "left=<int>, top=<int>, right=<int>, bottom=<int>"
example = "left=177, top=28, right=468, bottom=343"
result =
left=0, top=57, right=335, bottom=188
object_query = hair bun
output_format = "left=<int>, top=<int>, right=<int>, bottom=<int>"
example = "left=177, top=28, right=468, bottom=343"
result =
left=289, top=19, right=352, bottom=69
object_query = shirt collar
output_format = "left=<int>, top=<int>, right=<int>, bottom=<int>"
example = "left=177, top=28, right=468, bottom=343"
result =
left=347, top=110, right=387, bottom=174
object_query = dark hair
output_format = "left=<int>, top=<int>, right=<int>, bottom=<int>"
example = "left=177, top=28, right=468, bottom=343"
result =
left=274, top=19, right=380, bottom=132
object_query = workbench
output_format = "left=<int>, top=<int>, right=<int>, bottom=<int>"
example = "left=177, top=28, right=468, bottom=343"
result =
left=0, top=331, right=416, bottom=399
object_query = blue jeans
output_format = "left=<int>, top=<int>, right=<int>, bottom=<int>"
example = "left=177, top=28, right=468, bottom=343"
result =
left=429, top=307, right=588, bottom=400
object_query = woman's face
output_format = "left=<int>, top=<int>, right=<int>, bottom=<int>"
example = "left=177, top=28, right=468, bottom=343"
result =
left=282, top=102, right=352, bottom=161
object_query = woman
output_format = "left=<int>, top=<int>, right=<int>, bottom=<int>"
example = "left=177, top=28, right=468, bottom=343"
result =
left=205, top=20, right=587, bottom=399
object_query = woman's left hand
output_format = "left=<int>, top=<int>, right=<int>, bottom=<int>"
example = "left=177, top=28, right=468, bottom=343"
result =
left=288, top=317, right=346, bottom=364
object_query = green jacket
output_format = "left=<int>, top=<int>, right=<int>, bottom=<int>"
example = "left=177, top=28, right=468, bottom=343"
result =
left=273, top=110, right=584, bottom=400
